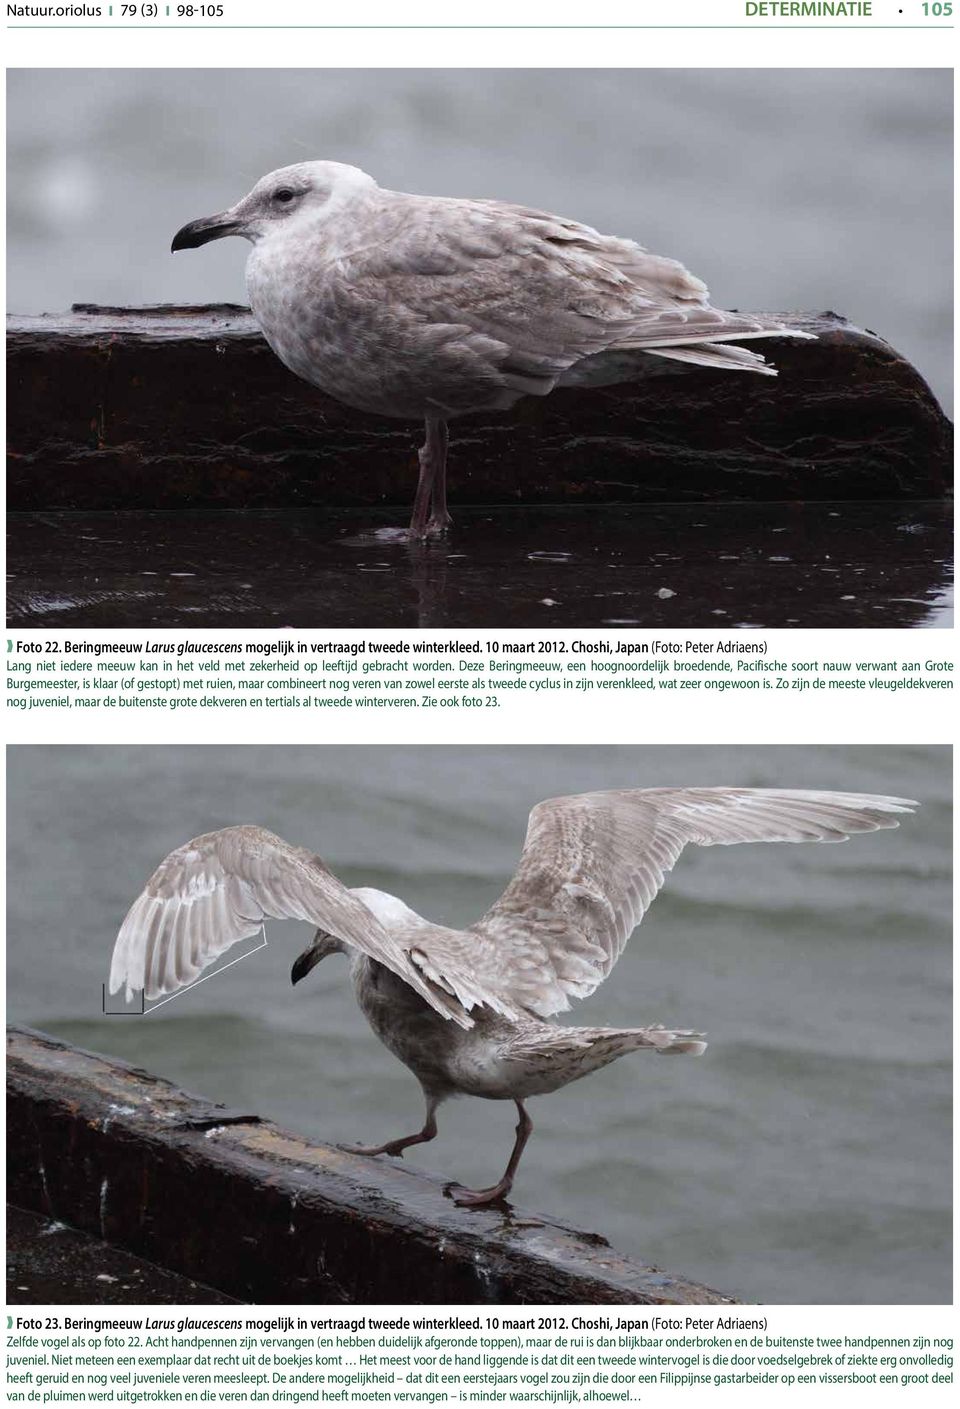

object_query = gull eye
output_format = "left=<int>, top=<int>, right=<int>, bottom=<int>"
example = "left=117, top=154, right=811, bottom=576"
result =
left=273, top=188, right=296, bottom=203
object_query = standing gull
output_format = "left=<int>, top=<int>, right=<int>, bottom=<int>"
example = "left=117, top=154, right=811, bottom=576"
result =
left=109, top=787, right=914, bottom=1207
left=171, top=162, right=815, bottom=539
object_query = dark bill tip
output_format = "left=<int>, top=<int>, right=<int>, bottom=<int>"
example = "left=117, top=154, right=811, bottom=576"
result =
left=171, top=215, right=241, bottom=253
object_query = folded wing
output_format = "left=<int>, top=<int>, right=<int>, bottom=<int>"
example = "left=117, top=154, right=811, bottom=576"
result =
left=364, top=194, right=813, bottom=393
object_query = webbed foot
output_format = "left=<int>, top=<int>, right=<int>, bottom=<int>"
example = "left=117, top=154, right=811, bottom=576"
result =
left=443, top=1180, right=513, bottom=1208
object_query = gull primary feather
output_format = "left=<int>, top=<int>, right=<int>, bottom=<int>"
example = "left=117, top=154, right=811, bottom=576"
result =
left=109, top=786, right=915, bottom=1207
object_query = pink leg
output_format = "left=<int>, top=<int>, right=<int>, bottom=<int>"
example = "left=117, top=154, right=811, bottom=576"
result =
left=426, top=419, right=451, bottom=536
left=409, top=416, right=450, bottom=540
left=444, top=1101, right=532, bottom=1207
left=339, top=1098, right=438, bottom=1159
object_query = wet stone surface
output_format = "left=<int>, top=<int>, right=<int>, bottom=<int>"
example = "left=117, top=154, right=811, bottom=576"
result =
left=6, top=1205, right=240, bottom=1304
left=6, top=500, right=953, bottom=629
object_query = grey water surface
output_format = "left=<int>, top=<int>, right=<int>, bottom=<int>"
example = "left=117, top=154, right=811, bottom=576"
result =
left=6, top=744, right=951, bottom=1305
left=5, top=68, right=953, bottom=414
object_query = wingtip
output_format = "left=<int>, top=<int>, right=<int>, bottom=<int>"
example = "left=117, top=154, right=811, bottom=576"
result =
left=108, top=968, right=142, bottom=1005
left=107, top=953, right=127, bottom=1000
left=864, top=794, right=921, bottom=826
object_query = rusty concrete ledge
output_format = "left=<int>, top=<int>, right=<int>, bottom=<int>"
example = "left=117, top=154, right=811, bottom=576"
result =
left=6, top=305, right=952, bottom=512
left=7, top=1026, right=736, bottom=1306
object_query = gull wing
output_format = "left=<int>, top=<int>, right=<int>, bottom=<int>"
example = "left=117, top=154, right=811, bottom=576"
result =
left=108, top=825, right=472, bottom=1025
left=409, top=789, right=917, bottom=1020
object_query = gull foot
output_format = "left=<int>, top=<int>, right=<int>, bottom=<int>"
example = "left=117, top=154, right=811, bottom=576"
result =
left=425, top=511, right=453, bottom=538
left=443, top=1181, right=511, bottom=1208
left=407, top=514, right=453, bottom=543
left=337, top=1140, right=406, bottom=1158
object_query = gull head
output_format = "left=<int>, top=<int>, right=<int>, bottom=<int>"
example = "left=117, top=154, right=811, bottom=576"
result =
left=171, top=160, right=378, bottom=252
left=290, top=926, right=348, bottom=987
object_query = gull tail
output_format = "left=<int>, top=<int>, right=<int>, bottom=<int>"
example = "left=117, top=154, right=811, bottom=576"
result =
left=506, top=1023, right=707, bottom=1081
left=565, top=1023, right=708, bottom=1056
left=573, top=1023, right=708, bottom=1076
left=648, top=1025, right=709, bottom=1056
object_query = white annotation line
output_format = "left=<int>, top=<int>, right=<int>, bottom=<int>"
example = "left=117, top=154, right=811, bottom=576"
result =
left=144, top=930, right=268, bottom=1013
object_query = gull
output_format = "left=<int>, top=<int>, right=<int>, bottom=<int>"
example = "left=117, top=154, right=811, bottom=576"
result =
left=109, top=787, right=914, bottom=1207
left=171, top=161, right=815, bottom=540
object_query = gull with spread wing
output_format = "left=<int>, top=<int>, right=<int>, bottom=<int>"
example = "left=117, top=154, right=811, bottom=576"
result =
left=109, top=787, right=915, bottom=1206
left=171, top=161, right=815, bottom=539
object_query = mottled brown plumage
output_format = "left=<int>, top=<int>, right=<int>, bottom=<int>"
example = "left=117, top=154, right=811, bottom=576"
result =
left=171, top=161, right=815, bottom=538
left=110, top=787, right=915, bottom=1205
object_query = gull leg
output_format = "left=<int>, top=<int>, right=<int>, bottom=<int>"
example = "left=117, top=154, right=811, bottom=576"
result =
left=338, top=1096, right=438, bottom=1159
left=444, top=1100, right=532, bottom=1208
left=426, top=418, right=451, bottom=536
left=408, top=426, right=436, bottom=541
left=409, top=416, right=451, bottom=540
